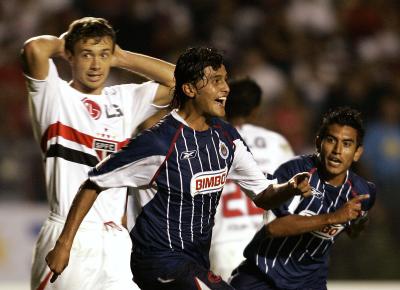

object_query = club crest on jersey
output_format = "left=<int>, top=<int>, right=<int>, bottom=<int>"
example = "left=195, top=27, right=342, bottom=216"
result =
left=190, top=167, right=228, bottom=196
left=180, top=150, right=197, bottom=160
left=93, top=139, right=117, bottom=160
left=219, top=141, right=229, bottom=159
left=82, top=98, right=101, bottom=120
left=311, top=187, right=324, bottom=199
left=299, top=210, right=344, bottom=239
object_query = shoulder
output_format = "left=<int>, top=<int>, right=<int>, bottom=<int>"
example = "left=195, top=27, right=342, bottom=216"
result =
left=348, top=171, right=377, bottom=209
left=211, top=118, right=241, bottom=141
left=274, top=154, right=315, bottom=177
left=105, top=81, right=158, bottom=94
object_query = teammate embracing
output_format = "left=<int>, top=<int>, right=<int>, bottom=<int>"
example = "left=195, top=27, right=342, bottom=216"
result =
left=21, top=17, right=174, bottom=290
left=45, top=47, right=311, bottom=290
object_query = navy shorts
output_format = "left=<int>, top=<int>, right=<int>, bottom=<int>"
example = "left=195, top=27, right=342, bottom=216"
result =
left=132, top=252, right=234, bottom=290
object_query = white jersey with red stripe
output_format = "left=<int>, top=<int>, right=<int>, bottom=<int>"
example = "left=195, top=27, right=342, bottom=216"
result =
left=26, top=59, right=160, bottom=290
left=27, top=59, right=161, bottom=224
left=210, top=123, right=294, bottom=280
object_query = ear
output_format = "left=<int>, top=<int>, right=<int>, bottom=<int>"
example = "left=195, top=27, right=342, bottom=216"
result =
left=315, top=136, right=322, bottom=153
left=65, top=50, right=73, bottom=62
left=353, top=145, right=364, bottom=162
left=182, top=83, right=197, bottom=99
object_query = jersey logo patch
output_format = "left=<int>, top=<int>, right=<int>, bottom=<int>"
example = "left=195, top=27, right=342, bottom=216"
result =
left=191, top=167, right=228, bottom=196
left=219, top=141, right=229, bottom=159
left=311, top=187, right=324, bottom=199
left=82, top=98, right=101, bottom=120
left=180, top=150, right=198, bottom=160
left=300, top=210, right=344, bottom=239
left=105, top=104, right=123, bottom=118
left=93, top=139, right=117, bottom=160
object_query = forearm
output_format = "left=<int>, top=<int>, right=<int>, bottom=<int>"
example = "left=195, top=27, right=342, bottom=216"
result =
left=254, top=183, right=296, bottom=210
left=21, top=35, right=64, bottom=78
left=56, top=180, right=100, bottom=249
left=266, top=213, right=338, bottom=237
left=114, top=49, right=175, bottom=88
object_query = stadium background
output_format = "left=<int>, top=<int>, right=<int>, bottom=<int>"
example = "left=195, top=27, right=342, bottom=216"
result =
left=0, top=0, right=399, bottom=288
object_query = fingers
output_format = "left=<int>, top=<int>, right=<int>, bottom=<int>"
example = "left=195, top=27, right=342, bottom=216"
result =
left=50, top=273, right=59, bottom=283
left=295, top=172, right=310, bottom=185
left=351, top=194, right=370, bottom=202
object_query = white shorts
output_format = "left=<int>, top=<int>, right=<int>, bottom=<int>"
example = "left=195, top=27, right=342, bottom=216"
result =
left=209, top=240, right=247, bottom=282
left=31, top=213, right=140, bottom=290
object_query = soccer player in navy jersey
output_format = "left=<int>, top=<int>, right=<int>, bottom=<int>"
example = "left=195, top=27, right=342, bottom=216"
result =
left=45, top=47, right=311, bottom=290
left=229, top=107, right=376, bottom=290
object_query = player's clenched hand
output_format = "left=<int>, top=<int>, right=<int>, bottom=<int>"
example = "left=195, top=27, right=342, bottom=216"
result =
left=288, top=172, right=311, bottom=197
left=45, top=241, right=71, bottom=283
left=333, top=194, right=369, bottom=224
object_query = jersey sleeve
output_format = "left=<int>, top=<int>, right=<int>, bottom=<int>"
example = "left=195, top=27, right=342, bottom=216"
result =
left=89, top=130, right=166, bottom=189
left=227, top=138, right=275, bottom=200
left=25, top=59, right=63, bottom=140
left=120, top=81, right=167, bottom=130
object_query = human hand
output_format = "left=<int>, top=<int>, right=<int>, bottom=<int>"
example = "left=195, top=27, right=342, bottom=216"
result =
left=288, top=172, right=311, bottom=197
left=45, top=241, right=71, bottom=283
left=333, top=195, right=369, bottom=224
left=111, top=44, right=123, bottom=67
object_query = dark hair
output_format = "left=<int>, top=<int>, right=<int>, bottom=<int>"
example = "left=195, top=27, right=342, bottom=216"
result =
left=64, top=17, right=116, bottom=54
left=225, top=78, right=262, bottom=120
left=317, top=106, right=365, bottom=146
left=171, top=47, right=224, bottom=109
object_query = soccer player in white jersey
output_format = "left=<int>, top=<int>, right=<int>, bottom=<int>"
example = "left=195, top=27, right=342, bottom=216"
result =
left=209, top=78, right=294, bottom=280
left=21, top=17, right=174, bottom=290
left=45, top=47, right=311, bottom=290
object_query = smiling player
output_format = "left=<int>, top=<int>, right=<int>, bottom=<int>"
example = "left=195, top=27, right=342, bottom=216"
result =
left=230, top=107, right=376, bottom=290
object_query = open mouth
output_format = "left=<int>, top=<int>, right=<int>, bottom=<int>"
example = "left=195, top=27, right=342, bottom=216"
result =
left=87, top=73, right=102, bottom=82
left=327, top=156, right=341, bottom=166
left=215, top=97, right=226, bottom=107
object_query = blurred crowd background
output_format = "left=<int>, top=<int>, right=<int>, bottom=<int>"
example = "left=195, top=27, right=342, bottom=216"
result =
left=0, top=0, right=399, bottom=281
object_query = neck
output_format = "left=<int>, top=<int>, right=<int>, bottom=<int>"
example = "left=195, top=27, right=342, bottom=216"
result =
left=177, top=107, right=210, bottom=131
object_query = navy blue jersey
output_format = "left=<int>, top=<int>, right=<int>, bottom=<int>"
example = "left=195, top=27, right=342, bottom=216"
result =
left=242, top=154, right=376, bottom=290
left=89, top=111, right=272, bottom=269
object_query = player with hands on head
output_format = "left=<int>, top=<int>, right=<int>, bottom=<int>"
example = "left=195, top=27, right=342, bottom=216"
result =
left=21, top=16, right=175, bottom=290
left=230, top=106, right=376, bottom=290
left=45, top=46, right=310, bottom=290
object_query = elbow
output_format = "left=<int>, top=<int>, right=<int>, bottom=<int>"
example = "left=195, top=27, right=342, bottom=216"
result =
left=265, top=223, right=281, bottom=238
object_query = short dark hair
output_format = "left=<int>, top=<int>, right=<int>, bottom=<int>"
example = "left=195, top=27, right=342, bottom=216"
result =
left=171, top=47, right=224, bottom=109
left=317, top=106, right=365, bottom=146
left=64, top=17, right=116, bottom=54
left=225, top=78, right=262, bottom=120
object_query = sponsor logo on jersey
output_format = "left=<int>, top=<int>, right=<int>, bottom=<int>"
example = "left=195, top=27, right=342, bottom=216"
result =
left=219, top=141, right=229, bottom=159
left=93, top=139, right=117, bottom=160
left=299, top=210, right=344, bottom=239
left=105, top=104, right=123, bottom=118
left=82, top=98, right=101, bottom=120
left=190, top=167, right=228, bottom=196
left=311, top=187, right=324, bottom=199
left=180, top=150, right=198, bottom=160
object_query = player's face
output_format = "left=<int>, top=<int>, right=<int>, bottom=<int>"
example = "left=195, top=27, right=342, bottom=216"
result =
left=193, top=65, right=230, bottom=118
left=318, top=124, right=363, bottom=186
left=68, top=36, right=114, bottom=95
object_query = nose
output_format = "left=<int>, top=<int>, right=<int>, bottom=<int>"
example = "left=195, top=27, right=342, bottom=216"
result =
left=90, top=57, right=100, bottom=70
left=333, top=141, right=342, bottom=154
left=222, top=80, right=230, bottom=94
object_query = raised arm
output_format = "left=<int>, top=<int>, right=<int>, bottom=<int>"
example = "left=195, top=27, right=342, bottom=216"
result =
left=45, top=180, right=102, bottom=282
left=21, top=35, right=65, bottom=79
left=253, top=172, right=311, bottom=210
left=112, top=46, right=175, bottom=106
left=264, top=194, right=370, bottom=237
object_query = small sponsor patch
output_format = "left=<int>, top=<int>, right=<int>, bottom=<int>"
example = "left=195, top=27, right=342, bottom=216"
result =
left=219, top=141, right=229, bottom=159
left=93, top=139, right=117, bottom=160
left=190, top=168, right=228, bottom=196
left=180, top=150, right=198, bottom=160
left=311, top=187, right=324, bottom=199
